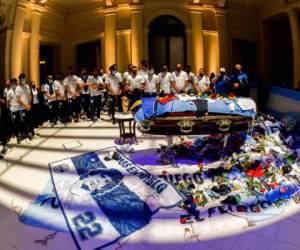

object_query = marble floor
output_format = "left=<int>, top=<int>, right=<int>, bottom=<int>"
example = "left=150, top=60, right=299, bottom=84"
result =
left=0, top=115, right=300, bottom=250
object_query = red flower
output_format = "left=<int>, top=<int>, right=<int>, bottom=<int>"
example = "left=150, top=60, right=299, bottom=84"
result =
left=269, top=183, right=279, bottom=189
left=229, top=93, right=236, bottom=100
left=210, top=93, right=218, bottom=99
left=180, top=217, right=187, bottom=224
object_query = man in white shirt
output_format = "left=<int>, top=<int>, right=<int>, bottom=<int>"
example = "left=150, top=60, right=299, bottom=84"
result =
left=138, top=60, right=148, bottom=78
left=54, top=73, right=68, bottom=124
left=172, top=64, right=188, bottom=93
left=194, top=68, right=211, bottom=94
left=144, top=66, right=159, bottom=96
left=64, top=67, right=81, bottom=122
left=185, top=66, right=196, bottom=94
left=123, top=64, right=133, bottom=82
left=125, top=65, right=145, bottom=105
left=30, top=81, right=42, bottom=128
left=3, top=80, right=10, bottom=102
left=15, top=73, right=35, bottom=142
left=43, top=75, right=58, bottom=126
left=98, top=68, right=108, bottom=113
left=6, top=79, right=22, bottom=143
left=89, top=69, right=104, bottom=122
left=158, top=64, right=174, bottom=95
left=105, top=65, right=123, bottom=124
left=111, top=64, right=123, bottom=80
left=79, top=68, right=91, bottom=120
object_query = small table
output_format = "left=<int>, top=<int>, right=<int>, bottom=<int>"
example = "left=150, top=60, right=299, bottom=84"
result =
left=114, top=113, right=138, bottom=145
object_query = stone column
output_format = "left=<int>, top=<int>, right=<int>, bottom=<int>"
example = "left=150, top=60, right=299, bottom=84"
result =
left=216, top=9, right=229, bottom=70
left=185, top=28, right=192, bottom=67
left=104, top=9, right=117, bottom=72
left=190, top=8, right=204, bottom=73
left=130, top=5, right=144, bottom=66
left=143, top=28, right=149, bottom=62
left=30, top=8, right=42, bottom=87
left=288, top=8, right=300, bottom=89
left=11, top=3, right=27, bottom=78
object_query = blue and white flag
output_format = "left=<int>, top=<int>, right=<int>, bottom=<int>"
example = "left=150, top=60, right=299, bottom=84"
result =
left=49, top=147, right=183, bottom=250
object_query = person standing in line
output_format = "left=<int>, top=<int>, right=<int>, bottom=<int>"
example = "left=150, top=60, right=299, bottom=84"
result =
left=89, top=69, right=104, bottom=122
left=79, top=67, right=91, bottom=120
left=144, top=66, right=160, bottom=97
left=230, top=64, right=249, bottom=97
left=158, top=64, right=174, bottom=95
left=3, top=80, right=13, bottom=138
left=194, top=68, right=211, bottom=94
left=138, top=60, right=148, bottom=78
left=6, top=79, right=21, bottom=142
left=98, top=68, right=108, bottom=114
left=185, top=66, right=196, bottom=94
left=123, top=64, right=133, bottom=83
left=30, top=81, right=42, bottom=128
left=0, top=87, right=9, bottom=154
left=105, top=65, right=123, bottom=124
left=15, top=74, right=36, bottom=143
left=212, top=68, right=231, bottom=95
left=54, top=73, right=68, bottom=125
left=172, top=63, right=188, bottom=93
left=64, top=67, right=81, bottom=122
left=43, top=75, right=58, bottom=127
left=125, top=65, right=145, bottom=105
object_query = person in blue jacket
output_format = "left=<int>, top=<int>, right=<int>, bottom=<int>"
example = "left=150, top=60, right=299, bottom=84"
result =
left=230, top=64, right=249, bottom=97
left=212, top=68, right=231, bottom=95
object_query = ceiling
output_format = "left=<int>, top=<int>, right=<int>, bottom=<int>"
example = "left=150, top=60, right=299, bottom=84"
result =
left=46, top=0, right=297, bottom=14
left=48, top=0, right=104, bottom=13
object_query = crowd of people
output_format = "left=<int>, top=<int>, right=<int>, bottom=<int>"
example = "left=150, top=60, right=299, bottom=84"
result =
left=0, top=60, right=249, bottom=157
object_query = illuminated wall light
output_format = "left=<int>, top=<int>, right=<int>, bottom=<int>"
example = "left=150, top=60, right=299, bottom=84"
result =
left=40, top=60, right=46, bottom=65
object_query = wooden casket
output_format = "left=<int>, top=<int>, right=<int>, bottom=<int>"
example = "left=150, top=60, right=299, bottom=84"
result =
left=139, top=112, right=253, bottom=135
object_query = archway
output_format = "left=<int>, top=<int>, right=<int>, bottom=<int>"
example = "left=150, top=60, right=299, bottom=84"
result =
left=148, top=15, right=186, bottom=72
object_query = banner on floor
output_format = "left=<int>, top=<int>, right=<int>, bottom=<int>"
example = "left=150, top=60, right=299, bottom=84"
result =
left=48, top=147, right=183, bottom=250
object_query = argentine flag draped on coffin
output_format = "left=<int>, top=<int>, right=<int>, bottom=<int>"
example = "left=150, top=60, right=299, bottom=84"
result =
left=49, top=147, right=183, bottom=250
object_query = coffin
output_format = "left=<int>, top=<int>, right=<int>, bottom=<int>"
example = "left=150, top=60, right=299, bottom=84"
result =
left=140, top=112, right=252, bottom=135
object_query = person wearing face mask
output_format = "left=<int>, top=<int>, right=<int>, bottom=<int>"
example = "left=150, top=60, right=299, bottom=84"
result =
left=54, top=73, right=68, bottom=125
left=138, top=60, right=148, bottom=78
left=144, top=66, right=160, bottom=97
left=88, top=69, right=104, bottom=122
left=230, top=64, right=249, bottom=97
left=212, top=68, right=231, bottom=95
left=79, top=68, right=91, bottom=120
left=158, top=64, right=174, bottom=95
left=185, top=66, right=196, bottom=94
left=111, top=64, right=123, bottom=79
left=43, top=75, right=58, bottom=127
left=98, top=68, right=108, bottom=113
left=30, top=81, right=42, bottom=128
left=6, top=79, right=21, bottom=142
left=64, top=67, right=81, bottom=123
left=123, top=64, right=133, bottom=82
left=125, top=65, right=145, bottom=105
left=3, top=80, right=13, bottom=138
left=3, top=80, right=10, bottom=104
left=172, top=63, right=188, bottom=94
left=0, top=81, right=10, bottom=154
left=194, top=68, right=211, bottom=94
left=105, top=65, right=123, bottom=124
left=15, top=74, right=36, bottom=143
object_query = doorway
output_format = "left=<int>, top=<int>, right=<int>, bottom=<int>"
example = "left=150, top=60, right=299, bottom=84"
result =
left=76, top=40, right=101, bottom=73
left=148, top=15, right=186, bottom=72
left=40, top=44, right=60, bottom=84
